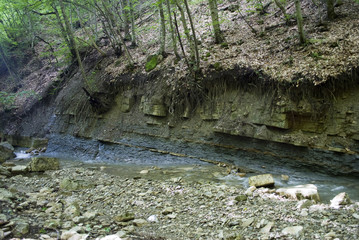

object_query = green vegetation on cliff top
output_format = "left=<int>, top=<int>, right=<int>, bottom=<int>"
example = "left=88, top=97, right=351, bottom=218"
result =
left=0, top=0, right=359, bottom=111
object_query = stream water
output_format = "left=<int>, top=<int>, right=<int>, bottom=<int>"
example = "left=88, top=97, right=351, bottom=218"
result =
left=14, top=134, right=359, bottom=203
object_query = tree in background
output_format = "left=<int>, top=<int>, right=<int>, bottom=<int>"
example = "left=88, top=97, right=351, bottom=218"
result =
left=295, top=0, right=306, bottom=44
left=208, top=0, right=225, bottom=43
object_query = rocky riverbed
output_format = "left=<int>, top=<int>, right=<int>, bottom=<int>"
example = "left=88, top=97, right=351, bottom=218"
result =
left=0, top=164, right=359, bottom=240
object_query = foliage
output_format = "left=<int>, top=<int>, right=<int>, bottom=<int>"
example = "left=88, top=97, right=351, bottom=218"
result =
left=0, top=90, right=39, bottom=110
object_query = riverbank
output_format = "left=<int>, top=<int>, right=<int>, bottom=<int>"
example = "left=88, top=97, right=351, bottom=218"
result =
left=1, top=164, right=358, bottom=240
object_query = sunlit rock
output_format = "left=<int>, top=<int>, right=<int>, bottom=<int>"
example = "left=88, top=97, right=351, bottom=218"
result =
left=248, top=174, right=275, bottom=187
left=276, top=184, right=320, bottom=202
left=330, top=192, right=351, bottom=208
left=28, top=156, right=59, bottom=172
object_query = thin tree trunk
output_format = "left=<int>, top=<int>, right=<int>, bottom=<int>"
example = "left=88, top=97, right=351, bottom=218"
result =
left=58, top=0, right=87, bottom=81
left=128, top=0, right=137, bottom=47
left=208, top=0, right=224, bottom=43
left=100, top=0, right=133, bottom=64
left=173, top=11, right=189, bottom=68
left=122, top=0, right=131, bottom=40
left=183, top=0, right=200, bottom=70
left=327, top=0, right=336, bottom=20
left=166, top=0, right=180, bottom=59
left=274, top=0, right=290, bottom=23
left=158, top=1, right=166, bottom=56
left=295, top=0, right=306, bottom=44
left=75, top=9, right=106, bottom=56
left=174, top=0, right=195, bottom=62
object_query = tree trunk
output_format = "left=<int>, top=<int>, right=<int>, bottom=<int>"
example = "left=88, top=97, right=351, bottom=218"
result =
left=166, top=0, right=180, bottom=59
left=174, top=0, right=195, bottom=62
left=58, top=0, right=87, bottom=82
left=183, top=0, right=200, bottom=71
left=274, top=0, right=290, bottom=23
left=295, top=0, right=306, bottom=44
left=208, top=0, right=224, bottom=43
left=122, top=0, right=131, bottom=41
left=158, top=1, right=166, bottom=56
left=327, top=0, right=336, bottom=20
left=128, top=0, right=137, bottom=47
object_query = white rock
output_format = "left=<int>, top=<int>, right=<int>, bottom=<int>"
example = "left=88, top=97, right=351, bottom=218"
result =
left=330, top=192, right=351, bottom=208
left=61, top=230, right=77, bottom=240
left=281, top=226, right=303, bottom=236
left=147, top=215, right=159, bottom=223
left=11, top=165, right=28, bottom=174
left=140, top=170, right=149, bottom=174
left=245, top=186, right=256, bottom=196
left=68, top=234, right=88, bottom=240
left=276, top=184, right=320, bottom=202
left=248, top=174, right=275, bottom=187
left=353, top=213, right=359, bottom=219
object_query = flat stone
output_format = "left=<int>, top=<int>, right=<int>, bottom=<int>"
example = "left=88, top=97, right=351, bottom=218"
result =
left=241, top=217, right=254, bottom=227
left=282, top=226, right=303, bottom=236
left=260, top=222, right=274, bottom=233
left=11, top=165, right=28, bottom=174
left=114, top=213, right=135, bottom=222
left=248, top=174, right=275, bottom=187
left=28, top=156, right=59, bottom=172
left=132, top=219, right=148, bottom=227
left=276, top=184, right=320, bottom=202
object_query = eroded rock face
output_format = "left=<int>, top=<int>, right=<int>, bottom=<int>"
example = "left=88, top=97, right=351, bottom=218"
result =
left=276, top=184, right=320, bottom=202
left=0, top=142, right=15, bottom=163
left=248, top=174, right=275, bottom=187
left=28, top=156, right=60, bottom=172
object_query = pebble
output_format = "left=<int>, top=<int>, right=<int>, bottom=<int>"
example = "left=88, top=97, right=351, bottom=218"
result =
left=0, top=166, right=358, bottom=240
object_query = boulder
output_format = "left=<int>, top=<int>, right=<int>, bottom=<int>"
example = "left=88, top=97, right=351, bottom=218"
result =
left=276, top=184, right=320, bottom=202
left=248, top=174, right=275, bottom=187
left=0, top=142, right=16, bottom=163
left=28, top=156, right=60, bottom=172
left=31, top=138, right=48, bottom=149
left=330, top=192, right=351, bottom=208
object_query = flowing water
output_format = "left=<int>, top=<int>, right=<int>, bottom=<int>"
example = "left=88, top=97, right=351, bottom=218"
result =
left=14, top=134, right=359, bottom=203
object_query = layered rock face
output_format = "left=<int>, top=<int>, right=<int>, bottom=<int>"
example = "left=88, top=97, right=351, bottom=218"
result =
left=1, top=68, right=359, bottom=176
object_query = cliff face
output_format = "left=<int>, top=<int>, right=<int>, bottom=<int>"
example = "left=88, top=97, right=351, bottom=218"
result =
left=1, top=59, right=359, bottom=176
